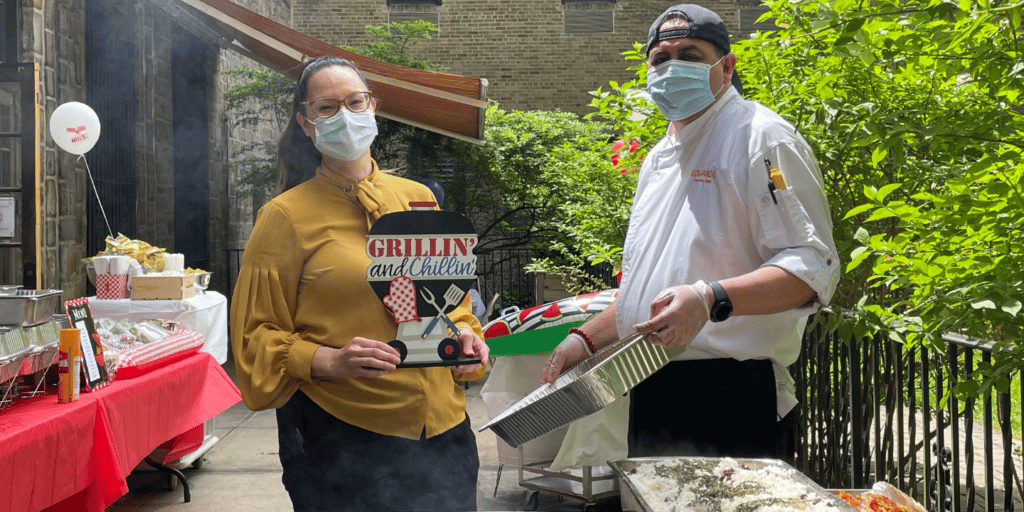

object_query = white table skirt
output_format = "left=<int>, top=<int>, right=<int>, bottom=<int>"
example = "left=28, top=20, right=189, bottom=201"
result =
left=88, top=291, right=229, bottom=364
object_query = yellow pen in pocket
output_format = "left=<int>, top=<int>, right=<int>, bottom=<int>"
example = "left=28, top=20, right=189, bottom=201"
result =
left=764, top=158, right=787, bottom=191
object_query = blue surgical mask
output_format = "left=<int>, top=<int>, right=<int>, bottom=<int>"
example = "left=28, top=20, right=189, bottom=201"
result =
left=646, top=57, right=727, bottom=121
left=312, top=108, right=378, bottom=161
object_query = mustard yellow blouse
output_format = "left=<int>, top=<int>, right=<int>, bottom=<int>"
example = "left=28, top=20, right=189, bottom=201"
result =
left=230, top=162, right=485, bottom=440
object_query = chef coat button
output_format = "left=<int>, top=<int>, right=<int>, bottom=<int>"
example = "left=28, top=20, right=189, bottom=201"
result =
left=762, top=196, right=770, bottom=204
left=827, top=258, right=833, bottom=265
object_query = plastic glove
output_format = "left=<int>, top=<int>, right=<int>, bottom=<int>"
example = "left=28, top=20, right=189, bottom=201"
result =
left=541, top=332, right=591, bottom=385
left=633, top=280, right=710, bottom=349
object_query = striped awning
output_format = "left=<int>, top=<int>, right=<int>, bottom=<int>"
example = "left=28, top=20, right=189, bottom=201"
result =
left=157, top=0, right=488, bottom=144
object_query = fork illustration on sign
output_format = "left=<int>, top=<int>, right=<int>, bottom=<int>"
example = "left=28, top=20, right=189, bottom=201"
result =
left=421, top=285, right=465, bottom=337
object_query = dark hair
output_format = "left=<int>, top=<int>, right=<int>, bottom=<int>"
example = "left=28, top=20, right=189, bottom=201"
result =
left=276, top=56, right=370, bottom=194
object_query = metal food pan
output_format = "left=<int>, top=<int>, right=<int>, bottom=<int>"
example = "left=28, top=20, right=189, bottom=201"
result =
left=0, top=289, right=63, bottom=327
left=480, top=333, right=682, bottom=448
left=609, top=457, right=856, bottom=512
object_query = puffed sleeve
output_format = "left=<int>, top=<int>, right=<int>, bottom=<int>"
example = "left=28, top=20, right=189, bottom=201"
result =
left=748, top=141, right=841, bottom=308
left=229, top=202, right=321, bottom=410
left=449, top=293, right=486, bottom=382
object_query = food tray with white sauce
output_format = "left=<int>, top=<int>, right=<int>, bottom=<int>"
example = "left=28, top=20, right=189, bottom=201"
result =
left=0, top=289, right=63, bottom=327
left=609, top=457, right=856, bottom=512
left=480, top=333, right=682, bottom=448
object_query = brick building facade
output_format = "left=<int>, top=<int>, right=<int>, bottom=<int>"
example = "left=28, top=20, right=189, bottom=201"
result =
left=293, top=0, right=766, bottom=117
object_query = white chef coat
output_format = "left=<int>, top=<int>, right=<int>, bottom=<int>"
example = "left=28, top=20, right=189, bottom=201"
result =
left=616, top=87, right=840, bottom=418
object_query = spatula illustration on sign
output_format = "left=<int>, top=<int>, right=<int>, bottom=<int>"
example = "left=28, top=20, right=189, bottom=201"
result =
left=367, top=201, right=481, bottom=367
left=422, top=284, right=466, bottom=337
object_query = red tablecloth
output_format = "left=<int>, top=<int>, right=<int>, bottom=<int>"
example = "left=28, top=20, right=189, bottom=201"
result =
left=0, top=352, right=242, bottom=512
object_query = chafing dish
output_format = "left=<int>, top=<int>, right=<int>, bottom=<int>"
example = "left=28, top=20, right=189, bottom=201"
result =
left=480, top=333, right=681, bottom=448
left=0, top=289, right=63, bottom=327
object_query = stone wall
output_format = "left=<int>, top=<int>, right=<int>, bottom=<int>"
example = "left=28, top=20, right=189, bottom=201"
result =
left=36, top=0, right=87, bottom=297
left=293, top=0, right=747, bottom=117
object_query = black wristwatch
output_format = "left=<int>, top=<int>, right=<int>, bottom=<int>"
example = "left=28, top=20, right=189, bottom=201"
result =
left=708, top=281, right=733, bottom=323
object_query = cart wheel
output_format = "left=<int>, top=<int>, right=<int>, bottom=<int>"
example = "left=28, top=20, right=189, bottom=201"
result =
left=166, top=472, right=179, bottom=491
left=521, top=490, right=539, bottom=511
left=388, top=340, right=408, bottom=362
left=438, top=338, right=459, bottom=361
left=190, top=456, right=205, bottom=470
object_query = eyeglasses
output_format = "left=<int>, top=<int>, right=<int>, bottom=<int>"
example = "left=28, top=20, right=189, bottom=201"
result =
left=301, top=91, right=374, bottom=119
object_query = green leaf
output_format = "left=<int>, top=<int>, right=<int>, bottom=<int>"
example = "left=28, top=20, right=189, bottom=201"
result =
left=970, top=299, right=996, bottom=310
left=854, top=227, right=870, bottom=244
left=865, top=208, right=897, bottom=222
left=876, top=183, right=902, bottom=202
left=1001, top=300, right=1022, bottom=317
left=847, top=247, right=872, bottom=271
left=844, top=203, right=876, bottom=219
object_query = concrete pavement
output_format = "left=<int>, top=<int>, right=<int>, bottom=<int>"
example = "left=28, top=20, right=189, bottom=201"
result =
left=106, top=360, right=622, bottom=512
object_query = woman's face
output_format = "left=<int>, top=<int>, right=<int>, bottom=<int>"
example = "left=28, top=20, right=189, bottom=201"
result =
left=296, top=65, right=373, bottom=141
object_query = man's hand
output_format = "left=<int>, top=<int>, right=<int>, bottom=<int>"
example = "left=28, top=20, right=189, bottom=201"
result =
left=452, top=328, right=489, bottom=374
left=633, top=282, right=710, bottom=349
left=541, top=333, right=591, bottom=384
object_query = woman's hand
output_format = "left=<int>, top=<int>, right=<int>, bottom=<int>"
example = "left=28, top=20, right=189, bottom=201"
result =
left=311, top=337, right=402, bottom=382
left=541, top=333, right=591, bottom=385
left=452, top=328, right=489, bottom=374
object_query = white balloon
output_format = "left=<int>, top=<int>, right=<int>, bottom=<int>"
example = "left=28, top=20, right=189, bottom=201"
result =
left=49, top=102, right=101, bottom=155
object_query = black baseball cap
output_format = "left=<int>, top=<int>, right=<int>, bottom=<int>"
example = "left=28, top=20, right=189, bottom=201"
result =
left=646, top=4, right=743, bottom=93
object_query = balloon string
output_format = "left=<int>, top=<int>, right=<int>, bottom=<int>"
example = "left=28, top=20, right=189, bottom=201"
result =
left=80, top=155, right=114, bottom=239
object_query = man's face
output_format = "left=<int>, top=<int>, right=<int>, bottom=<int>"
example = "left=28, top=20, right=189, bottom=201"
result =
left=647, top=18, right=735, bottom=107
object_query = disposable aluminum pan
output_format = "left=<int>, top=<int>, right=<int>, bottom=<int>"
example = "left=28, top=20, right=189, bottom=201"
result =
left=20, top=322, right=61, bottom=375
left=609, top=457, right=856, bottom=512
left=0, top=289, right=63, bottom=327
left=480, top=333, right=682, bottom=448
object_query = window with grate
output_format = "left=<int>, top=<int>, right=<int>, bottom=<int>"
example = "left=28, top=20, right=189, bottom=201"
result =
left=563, top=0, right=616, bottom=35
left=388, top=10, right=440, bottom=29
left=387, top=0, right=440, bottom=30
left=738, top=0, right=776, bottom=34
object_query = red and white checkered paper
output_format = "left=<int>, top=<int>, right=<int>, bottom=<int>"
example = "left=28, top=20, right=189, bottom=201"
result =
left=116, top=327, right=204, bottom=379
left=382, top=275, right=421, bottom=323
left=95, top=274, right=128, bottom=299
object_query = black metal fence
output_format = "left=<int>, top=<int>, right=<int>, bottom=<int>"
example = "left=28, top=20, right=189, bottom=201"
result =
left=796, top=314, right=1022, bottom=511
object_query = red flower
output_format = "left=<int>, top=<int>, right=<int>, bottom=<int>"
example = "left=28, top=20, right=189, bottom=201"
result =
left=611, top=139, right=641, bottom=173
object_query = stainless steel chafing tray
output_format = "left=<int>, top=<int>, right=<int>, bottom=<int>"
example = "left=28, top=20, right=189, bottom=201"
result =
left=479, top=333, right=682, bottom=448
left=0, top=289, right=63, bottom=327
left=609, top=457, right=856, bottom=512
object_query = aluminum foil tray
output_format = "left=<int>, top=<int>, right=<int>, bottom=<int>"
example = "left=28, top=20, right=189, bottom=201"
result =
left=0, top=289, right=62, bottom=327
left=480, top=334, right=681, bottom=448
left=609, top=457, right=855, bottom=512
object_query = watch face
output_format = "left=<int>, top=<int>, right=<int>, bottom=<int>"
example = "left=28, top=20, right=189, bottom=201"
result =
left=711, top=302, right=733, bottom=322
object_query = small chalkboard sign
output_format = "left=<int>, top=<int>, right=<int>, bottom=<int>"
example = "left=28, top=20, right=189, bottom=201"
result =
left=63, top=297, right=108, bottom=390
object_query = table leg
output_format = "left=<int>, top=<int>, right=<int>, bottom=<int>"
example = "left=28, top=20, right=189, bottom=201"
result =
left=144, top=456, right=191, bottom=503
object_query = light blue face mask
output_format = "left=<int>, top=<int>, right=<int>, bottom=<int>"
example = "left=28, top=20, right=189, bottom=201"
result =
left=646, top=57, right=727, bottom=121
left=312, top=108, right=378, bottom=161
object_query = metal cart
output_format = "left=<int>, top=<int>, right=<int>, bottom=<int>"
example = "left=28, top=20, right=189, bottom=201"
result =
left=517, top=451, right=619, bottom=511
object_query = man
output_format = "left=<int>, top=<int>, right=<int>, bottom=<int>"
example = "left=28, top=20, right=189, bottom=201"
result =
left=542, top=4, right=839, bottom=461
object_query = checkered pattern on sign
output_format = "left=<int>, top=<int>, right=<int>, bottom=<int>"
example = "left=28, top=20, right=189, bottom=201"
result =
left=383, top=275, right=420, bottom=323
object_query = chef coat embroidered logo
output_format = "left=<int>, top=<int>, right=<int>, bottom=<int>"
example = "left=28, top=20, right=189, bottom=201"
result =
left=690, top=169, right=717, bottom=184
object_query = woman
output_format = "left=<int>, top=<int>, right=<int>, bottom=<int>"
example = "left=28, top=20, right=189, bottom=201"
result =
left=230, top=56, right=489, bottom=512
